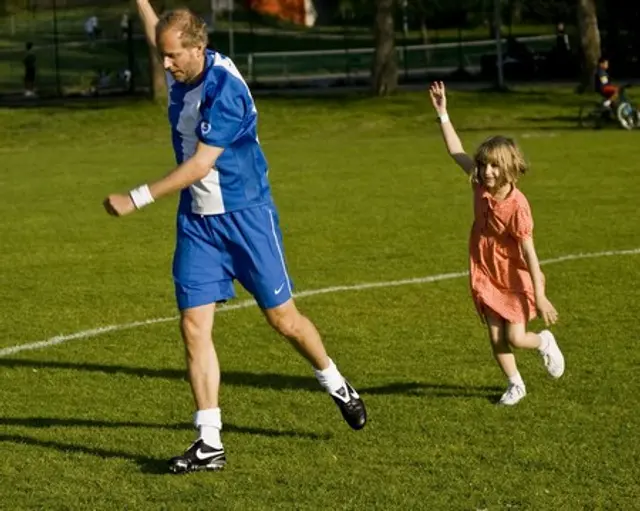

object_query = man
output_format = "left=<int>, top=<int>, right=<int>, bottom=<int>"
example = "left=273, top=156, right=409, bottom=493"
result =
left=555, top=22, right=570, bottom=55
left=120, top=12, right=130, bottom=40
left=595, top=57, right=620, bottom=108
left=84, top=15, right=99, bottom=42
left=103, top=2, right=366, bottom=475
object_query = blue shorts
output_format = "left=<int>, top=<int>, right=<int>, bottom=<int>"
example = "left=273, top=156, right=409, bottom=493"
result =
left=172, top=203, right=293, bottom=311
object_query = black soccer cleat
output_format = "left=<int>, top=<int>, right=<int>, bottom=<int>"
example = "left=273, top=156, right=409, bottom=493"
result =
left=330, top=380, right=367, bottom=430
left=168, top=439, right=226, bottom=474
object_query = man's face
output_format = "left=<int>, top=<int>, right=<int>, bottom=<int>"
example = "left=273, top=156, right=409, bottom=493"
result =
left=157, top=27, right=204, bottom=83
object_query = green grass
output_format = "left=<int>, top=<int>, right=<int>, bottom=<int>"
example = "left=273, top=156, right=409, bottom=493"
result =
left=1, top=86, right=640, bottom=510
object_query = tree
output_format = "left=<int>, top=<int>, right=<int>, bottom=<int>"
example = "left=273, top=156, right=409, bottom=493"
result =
left=372, top=0, right=398, bottom=96
left=576, top=0, right=601, bottom=92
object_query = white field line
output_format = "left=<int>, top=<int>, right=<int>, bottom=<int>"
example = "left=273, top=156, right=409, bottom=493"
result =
left=1, top=247, right=638, bottom=358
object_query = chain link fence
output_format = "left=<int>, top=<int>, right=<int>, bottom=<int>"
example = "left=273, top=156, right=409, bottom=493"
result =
left=0, top=0, right=571, bottom=99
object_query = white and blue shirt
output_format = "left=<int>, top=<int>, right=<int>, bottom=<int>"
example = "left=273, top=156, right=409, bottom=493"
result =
left=167, top=50, right=271, bottom=215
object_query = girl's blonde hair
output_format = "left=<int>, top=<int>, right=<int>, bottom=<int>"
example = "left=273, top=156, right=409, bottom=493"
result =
left=472, top=136, right=528, bottom=186
left=156, top=8, right=208, bottom=49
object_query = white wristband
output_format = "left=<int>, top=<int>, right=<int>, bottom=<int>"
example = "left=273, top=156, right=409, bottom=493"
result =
left=129, top=184, right=154, bottom=209
left=439, top=113, right=450, bottom=124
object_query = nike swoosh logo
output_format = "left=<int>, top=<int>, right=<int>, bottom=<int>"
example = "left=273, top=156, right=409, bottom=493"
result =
left=195, top=448, right=220, bottom=460
left=331, top=384, right=359, bottom=403
left=274, top=283, right=286, bottom=295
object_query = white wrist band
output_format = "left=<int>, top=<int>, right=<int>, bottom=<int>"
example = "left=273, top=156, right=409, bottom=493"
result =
left=439, top=113, right=450, bottom=124
left=129, top=184, right=154, bottom=209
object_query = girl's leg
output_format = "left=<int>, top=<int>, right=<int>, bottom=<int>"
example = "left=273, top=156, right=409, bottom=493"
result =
left=504, top=322, right=542, bottom=350
left=506, top=322, right=565, bottom=379
left=485, top=310, right=517, bottom=378
left=485, top=309, right=527, bottom=405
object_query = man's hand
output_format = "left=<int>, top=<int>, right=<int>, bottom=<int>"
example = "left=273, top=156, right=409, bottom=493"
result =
left=104, top=194, right=136, bottom=217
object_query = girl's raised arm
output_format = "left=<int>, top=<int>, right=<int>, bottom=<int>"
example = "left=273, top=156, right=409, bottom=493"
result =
left=429, top=81, right=475, bottom=175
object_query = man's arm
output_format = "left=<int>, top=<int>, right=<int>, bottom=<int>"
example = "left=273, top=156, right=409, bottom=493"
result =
left=150, top=143, right=224, bottom=199
left=136, top=0, right=160, bottom=49
left=104, top=142, right=224, bottom=216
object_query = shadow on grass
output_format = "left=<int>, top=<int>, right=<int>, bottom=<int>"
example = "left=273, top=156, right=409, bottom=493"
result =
left=0, top=416, right=330, bottom=440
left=0, top=433, right=170, bottom=473
left=364, top=381, right=502, bottom=400
left=0, top=358, right=501, bottom=399
left=0, top=417, right=331, bottom=474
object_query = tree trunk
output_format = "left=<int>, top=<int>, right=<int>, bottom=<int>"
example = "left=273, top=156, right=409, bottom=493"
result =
left=372, top=0, right=397, bottom=96
left=576, top=0, right=601, bottom=93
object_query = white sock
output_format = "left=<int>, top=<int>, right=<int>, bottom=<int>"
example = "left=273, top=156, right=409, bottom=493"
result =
left=194, top=408, right=223, bottom=449
left=314, top=358, right=345, bottom=394
left=508, top=372, right=525, bottom=388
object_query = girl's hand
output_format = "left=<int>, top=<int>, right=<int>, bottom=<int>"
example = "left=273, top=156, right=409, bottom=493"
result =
left=429, top=81, right=447, bottom=116
left=536, top=295, right=558, bottom=326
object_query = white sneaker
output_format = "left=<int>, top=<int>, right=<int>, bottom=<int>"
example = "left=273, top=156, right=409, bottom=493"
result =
left=539, top=330, right=565, bottom=378
left=499, top=383, right=526, bottom=406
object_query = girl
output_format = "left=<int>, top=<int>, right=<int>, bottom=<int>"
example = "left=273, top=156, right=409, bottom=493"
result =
left=429, top=81, right=564, bottom=405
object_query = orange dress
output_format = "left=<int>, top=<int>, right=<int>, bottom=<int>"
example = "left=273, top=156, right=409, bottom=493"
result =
left=469, top=183, right=538, bottom=324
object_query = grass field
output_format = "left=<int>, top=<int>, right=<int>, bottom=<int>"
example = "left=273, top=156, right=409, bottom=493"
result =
left=1, top=86, right=639, bottom=510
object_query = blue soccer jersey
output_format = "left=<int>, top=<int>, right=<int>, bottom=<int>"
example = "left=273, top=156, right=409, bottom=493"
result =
left=167, top=49, right=271, bottom=215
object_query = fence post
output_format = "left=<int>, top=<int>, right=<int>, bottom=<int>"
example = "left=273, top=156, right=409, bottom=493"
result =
left=52, top=0, right=62, bottom=96
left=344, top=23, right=350, bottom=84
left=247, top=53, right=254, bottom=83
left=127, top=17, right=135, bottom=94
left=457, top=26, right=463, bottom=72
left=494, top=0, right=505, bottom=89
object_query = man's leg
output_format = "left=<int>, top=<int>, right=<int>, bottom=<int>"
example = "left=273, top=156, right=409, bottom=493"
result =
left=181, top=303, right=221, bottom=440
left=225, top=204, right=367, bottom=430
left=262, top=299, right=367, bottom=430
left=263, top=299, right=328, bottom=370
left=602, top=85, right=618, bottom=107
left=180, top=303, right=219, bottom=408
left=168, top=302, right=227, bottom=474
left=170, top=213, right=235, bottom=474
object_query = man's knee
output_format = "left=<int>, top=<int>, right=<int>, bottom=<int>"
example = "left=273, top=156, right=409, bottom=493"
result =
left=270, top=312, right=302, bottom=338
left=265, top=301, right=304, bottom=338
left=180, top=307, right=214, bottom=346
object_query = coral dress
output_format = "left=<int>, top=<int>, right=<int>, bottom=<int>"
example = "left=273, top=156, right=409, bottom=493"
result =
left=469, top=184, right=538, bottom=324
